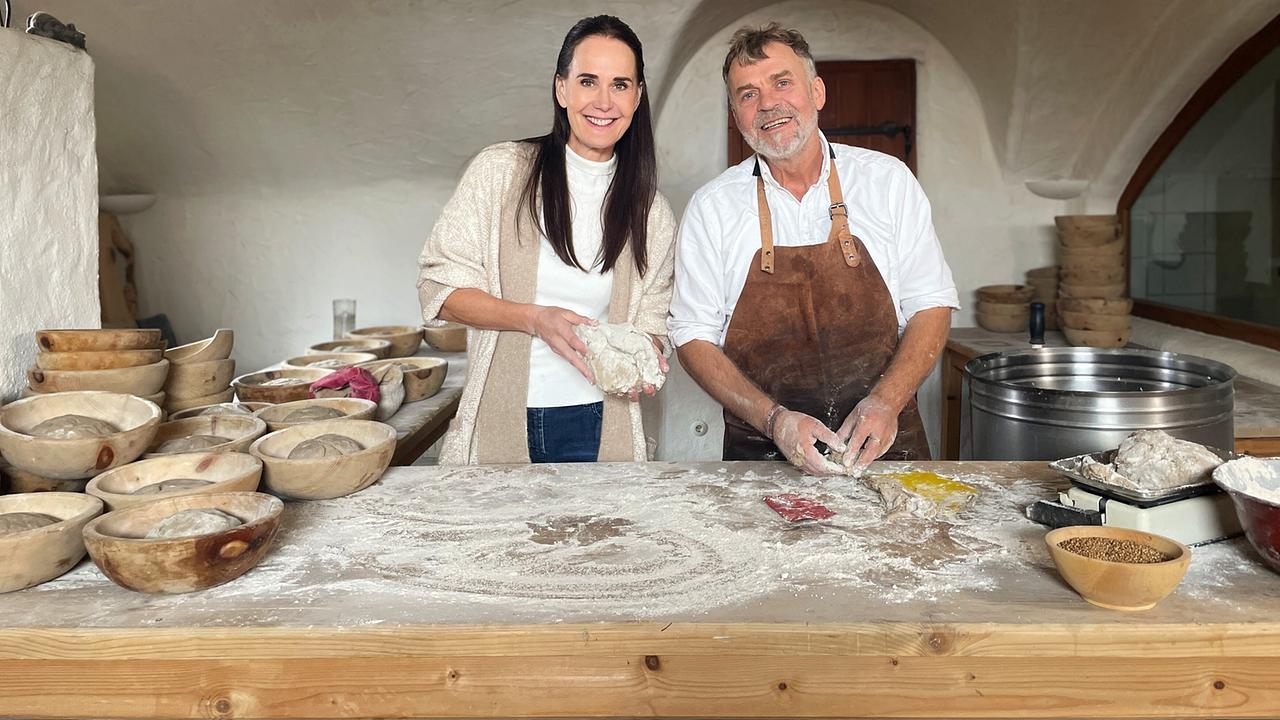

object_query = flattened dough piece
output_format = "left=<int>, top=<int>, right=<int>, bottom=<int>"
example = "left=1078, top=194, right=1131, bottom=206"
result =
left=145, top=508, right=242, bottom=539
left=0, top=512, right=61, bottom=534
left=29, top=414, right=119, bottom=439
left=131, top=478, right=215, bottom=495
left=155, top=434, right=230, bottom=454
left=282, top=406, right=345, bottom=423
left=288, top=433, right=364, bottom=459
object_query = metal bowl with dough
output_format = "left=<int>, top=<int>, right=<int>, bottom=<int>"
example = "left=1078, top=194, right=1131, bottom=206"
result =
left=233, top=369, right=333, bottom=404
left=282, top=352, right=378, bottom=371
left=164, top=329, right=234, bottom=365
left=0, top=492, right=104, bottom=593
left=83, top=491, right=282, bottom=594
left=87, top=452, right=263, bottom=511
left=250, top=419, right=396, bottom=500
left=27, top=359, right=170, bottom=395
left=347, top=326, right=422, bottom=358
left=163, top=358, right=235, bottom=401
left=307, top=339, right=392, bottom=359
left=421, top=322, right=467, bottom=352
left=253, top=398, right=377, bottom=432
left=36, top=328, right=161, bottom=353
left=35, top=348, right=163, bottom=371
left=0, top=391, right=162, bottom=480
left=355, top=357, right=448, bottom=403
left=144, top=415, right=267, bottom=457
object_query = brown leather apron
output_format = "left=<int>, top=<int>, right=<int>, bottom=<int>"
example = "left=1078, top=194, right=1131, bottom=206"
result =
left=722, top=146, right=931, bottom=462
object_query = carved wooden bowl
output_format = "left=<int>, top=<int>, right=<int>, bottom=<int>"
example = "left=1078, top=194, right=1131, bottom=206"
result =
left=422, top=322, right=467, bottom=352
left=1058, top=297, right=1133, bottom=316
left=164, top=329, right=234, bottom=365
left=164, top=387, right=236, bottom=413
left=0, top=492, right=104, bottom=593
left=307, top=339, right=392, bottom=359
left=1054, top=214, right=1118, bottom=231
left=0, top=392, right=162, bottom=480
left=254, top=398, right=377, bottom=432
left=145, top=415, right=267, bottom=457
left=163, top=359, right=236, bottom=401
left=250, top=419, right=396, bottom=500
left=87, top=452, right=263, bottom=511
left=83, top=491, right=283, bottom=594
left=357, top=357, right=448, bottom=402
left=35, top=348, right=163, bottom=371
left=282, top=352, right=377, bottom=371
left=36, top=329, right=162, bottom=353
left=347, top=326, right=422, bottom=358
left=28, top=359, right=170, bottom=395
left=233, top=369, right=333, bottom=404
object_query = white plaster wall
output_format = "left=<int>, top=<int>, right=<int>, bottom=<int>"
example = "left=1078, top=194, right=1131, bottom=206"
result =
left=650, top=0, right=1075, bottom=460
left=0, top=29, right=99, bottom=403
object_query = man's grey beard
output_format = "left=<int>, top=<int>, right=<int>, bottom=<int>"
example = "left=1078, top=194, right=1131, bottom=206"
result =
left=740, top=107, right=820, bottom=161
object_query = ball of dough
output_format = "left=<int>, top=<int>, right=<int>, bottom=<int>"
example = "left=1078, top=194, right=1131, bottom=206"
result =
left=196, top=404, right=253, bottom=417
left=288, top=433, right=364, bottom=459
left=282, top=406, right=345, bottom=423
left=307, top=359, right=348, bottom=369
left=0, top=512, right=61, bottom=534
left=261, top=377, right=306, bottom=387
left=331, top=345, right=364, bottom=352
left=145, top=508, right=242, bottom=539
left=29, top=414, right=119, bottom=439
left=130, top=478, right=215, bottom=495
left=155, top=434, right=231, bottom=454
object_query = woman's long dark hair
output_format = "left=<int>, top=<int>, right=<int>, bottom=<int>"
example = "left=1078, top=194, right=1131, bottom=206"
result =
left=519, top=15, right=656, bottom=276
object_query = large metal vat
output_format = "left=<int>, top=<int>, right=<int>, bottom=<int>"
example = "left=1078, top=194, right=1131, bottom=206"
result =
left=963, top=348, right=1235, bottom=460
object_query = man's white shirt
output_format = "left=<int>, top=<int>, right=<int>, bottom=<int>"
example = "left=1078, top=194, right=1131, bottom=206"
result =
left=668, top=136, right=959, bottom=348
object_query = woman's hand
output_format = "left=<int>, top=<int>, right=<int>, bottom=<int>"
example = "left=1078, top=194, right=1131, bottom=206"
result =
left=528, top=306, right=597, bottom=383
left=623, top=334, right=670, bottom=401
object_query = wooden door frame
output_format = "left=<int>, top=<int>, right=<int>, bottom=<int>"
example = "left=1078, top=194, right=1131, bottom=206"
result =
left=1119, top=13, right=1280, bottom=352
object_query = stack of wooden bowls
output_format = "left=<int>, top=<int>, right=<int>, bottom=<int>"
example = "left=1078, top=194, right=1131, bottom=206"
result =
left=27, top=330, right=169, bottom=407
left=1055, top=215, right=1131, bottom=348
left=974, top=285, right=1034, bottom=333
left=1025, top=266, right=1059, bottom=330
left=162, top=329, right=236, bottom=415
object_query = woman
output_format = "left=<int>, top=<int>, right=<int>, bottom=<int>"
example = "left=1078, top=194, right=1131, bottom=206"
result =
left=418, top=15, right=676, bottom=465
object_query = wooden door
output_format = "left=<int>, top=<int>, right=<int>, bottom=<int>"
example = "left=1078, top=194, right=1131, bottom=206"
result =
left=728, top=59, right=916, bottom=174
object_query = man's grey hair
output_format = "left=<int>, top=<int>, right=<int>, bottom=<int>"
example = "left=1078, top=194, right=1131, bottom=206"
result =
left=722, top=22, right=817, bottom=88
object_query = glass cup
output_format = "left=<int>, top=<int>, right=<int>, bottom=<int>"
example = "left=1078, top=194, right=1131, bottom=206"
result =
left=333, top=298, right=356, bottom=340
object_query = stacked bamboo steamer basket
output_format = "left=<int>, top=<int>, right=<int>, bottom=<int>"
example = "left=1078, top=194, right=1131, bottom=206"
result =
left=1056, top=214, right=1132, bottom=348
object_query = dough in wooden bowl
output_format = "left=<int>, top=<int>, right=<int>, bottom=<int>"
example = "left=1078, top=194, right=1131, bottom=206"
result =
left=145, top=508, right=242, bottom=539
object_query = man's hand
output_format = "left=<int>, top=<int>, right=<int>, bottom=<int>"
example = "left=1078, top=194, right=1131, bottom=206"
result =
left=774, top=410, right=847, bottom=476
left=529, top=306, right=596, bottom=383
left=837, top=396, right=899, bottom=475
left=623, top=336, right=670, bottom=401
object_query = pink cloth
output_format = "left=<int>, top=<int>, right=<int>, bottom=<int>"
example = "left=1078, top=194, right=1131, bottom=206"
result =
left=309, top=366, right=380, bottom=402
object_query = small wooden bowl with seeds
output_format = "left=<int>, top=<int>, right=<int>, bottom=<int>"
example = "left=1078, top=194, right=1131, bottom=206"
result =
left=1045, top=526, right=1190, bottom=611
left=86, top=452, right=263, bottom=511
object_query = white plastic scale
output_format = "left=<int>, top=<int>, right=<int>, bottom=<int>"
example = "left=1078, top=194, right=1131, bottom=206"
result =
left=1029, top=450, right=1243, bottom=546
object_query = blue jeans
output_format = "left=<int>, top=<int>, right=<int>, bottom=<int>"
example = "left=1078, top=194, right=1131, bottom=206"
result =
left=527, top=402, right=602, bottom=463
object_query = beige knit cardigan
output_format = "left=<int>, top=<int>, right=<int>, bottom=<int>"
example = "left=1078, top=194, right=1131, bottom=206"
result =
left=417, top=142, right=676, bottom=465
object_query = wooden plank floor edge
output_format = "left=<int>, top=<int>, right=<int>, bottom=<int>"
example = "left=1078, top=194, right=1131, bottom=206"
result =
left=5, top=622, right=1280, bottom=660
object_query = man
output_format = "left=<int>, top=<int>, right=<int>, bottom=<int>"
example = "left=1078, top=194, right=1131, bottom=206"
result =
left=669, top=23, right=958, bottom=476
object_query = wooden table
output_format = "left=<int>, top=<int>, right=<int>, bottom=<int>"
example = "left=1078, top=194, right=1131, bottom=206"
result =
left=3, top=460, right=1280, bottom=718
left=941, top=327, right=1280, bottom=459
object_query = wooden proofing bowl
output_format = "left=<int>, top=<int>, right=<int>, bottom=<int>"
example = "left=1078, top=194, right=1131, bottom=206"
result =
left=975, top=284, right=1034, bottom=304
left=976, top=312, right=1028, bottom=333
left=1060, top=311, right=1132, bottom=331
left=1058, top=282, right=1127, bottom=299
left=250, top=419, right=396, bottom=500
left=145, top=415, right=267, bottom=457
left=975, top=301, right=1028, bottom=317
left=0, top=392, right=162, bottom=480
left=165, top=329, right=233, bottom=365
left=163, top=359, right=235, bottom=401
left=170, top=402, right=270, bottom=421
left=283, top=352, right=377, bottom=371
left=1057, top=238, right=1124, bottom=256
left=28, top=359, right=169, bottom=395
left=1045, top=526, right=1190, bottom=611
left=307, top=339, right=392, bottom=359
left=356, top=357, right=448, bottom=402
left=87, top=452, right=263, bottom=511
left=1054, top=214, right=1118, bottom=231
left=1063, top=326, right=1131, bottom=348
left=1058, top=297, right=1133, bottom=316
left=1025, top=265, right=1058, bottom=280
left=254, top=398, right=377, bottom=432
left=0, top=492, right=103, bottom=593
left=347, top=326, right=422, bottom=358
left=164, top=387, right=236, bottom=413
left=35, top=348, right=163, bottom=371
left=422, top=322, right=467, bottom=352
left=1058, top=254, right=1125, bottom=272
left=1060, top=266, right=1126, bottom=285
left=233, top=369, right=333, bottom=404
left=0, top=460, right=88, bottom=493
left=36, top=329, right=161, bottom=353
left=83, top=491, right=282, bottom=594
left=1058, top=225, right=1120, bottom=247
